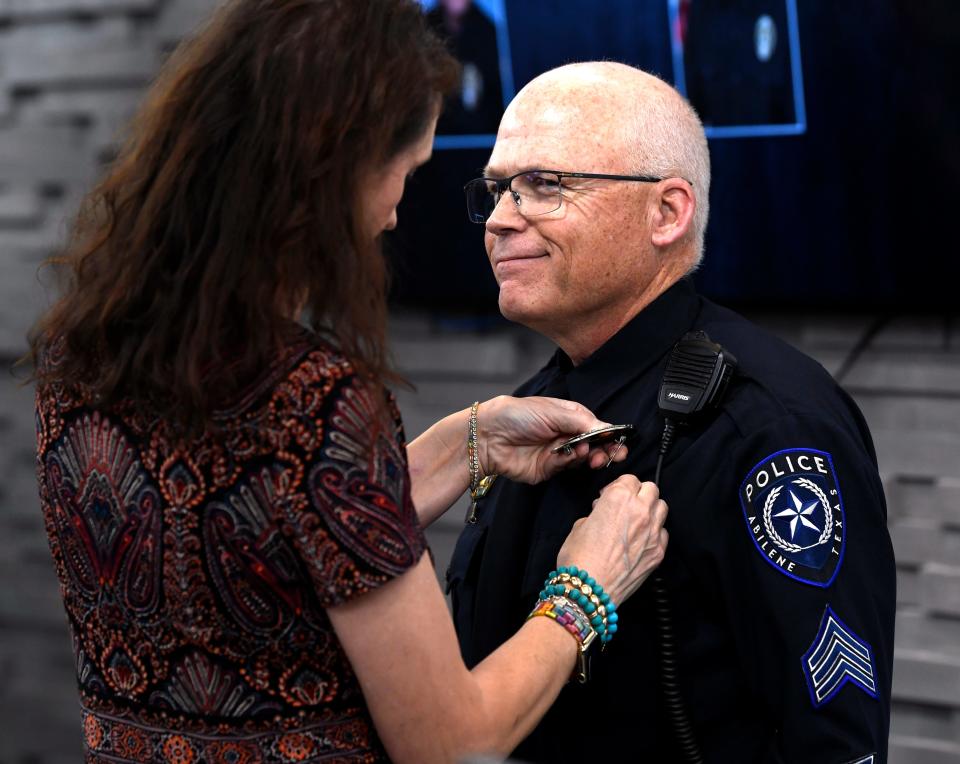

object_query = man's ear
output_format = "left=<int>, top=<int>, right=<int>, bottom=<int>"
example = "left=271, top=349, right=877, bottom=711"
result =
left=650, top=178, right=695, bottom=248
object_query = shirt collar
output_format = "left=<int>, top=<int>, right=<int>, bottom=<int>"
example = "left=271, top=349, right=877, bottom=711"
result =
left=543, top=278, right=703, bottom=410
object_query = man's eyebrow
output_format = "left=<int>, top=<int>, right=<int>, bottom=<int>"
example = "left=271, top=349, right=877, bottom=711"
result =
left=482, top=166, right=544, bottom=178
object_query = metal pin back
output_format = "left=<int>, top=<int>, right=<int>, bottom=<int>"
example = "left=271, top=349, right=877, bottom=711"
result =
left=551, top=424, right=635, bottom=455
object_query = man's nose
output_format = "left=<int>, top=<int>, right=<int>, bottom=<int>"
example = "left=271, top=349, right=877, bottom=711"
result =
left=485, top=189, right=525, bottom=235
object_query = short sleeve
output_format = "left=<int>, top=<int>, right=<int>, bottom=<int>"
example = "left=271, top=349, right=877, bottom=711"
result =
left=271, top=355, right=427, bottom=608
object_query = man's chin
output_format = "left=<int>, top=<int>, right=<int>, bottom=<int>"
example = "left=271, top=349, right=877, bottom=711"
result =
left=498, top=291, right=543, bottom=328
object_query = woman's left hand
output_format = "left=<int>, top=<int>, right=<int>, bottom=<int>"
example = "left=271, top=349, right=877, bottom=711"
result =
left=477, top=395, right=628, bottom=484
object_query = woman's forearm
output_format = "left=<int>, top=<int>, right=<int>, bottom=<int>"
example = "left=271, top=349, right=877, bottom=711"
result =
left=329, top=556, right=580, bottom=764
left=465, top=615, right=579, bottom=757
left=406, top=406, right=472, bottom=526
left=331, top=473, right=666, bottom=764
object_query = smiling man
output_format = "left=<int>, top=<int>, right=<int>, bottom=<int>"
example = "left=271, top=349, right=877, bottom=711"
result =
left=449, top=62, right=895, bottom=763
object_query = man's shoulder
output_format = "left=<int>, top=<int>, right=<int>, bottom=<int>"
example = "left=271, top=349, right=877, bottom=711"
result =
left=699, top=300, right=824, bottom=379
left=697, top=301, right=850, bottom=433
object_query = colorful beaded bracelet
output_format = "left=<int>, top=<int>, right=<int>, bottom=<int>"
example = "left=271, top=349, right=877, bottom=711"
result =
left=527, top=595, right=597, bottom=684
left=540, top=566, right=619, bottom=644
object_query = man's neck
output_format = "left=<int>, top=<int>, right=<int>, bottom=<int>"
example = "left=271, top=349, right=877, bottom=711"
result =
left=552, top=271, right=681, bottom=365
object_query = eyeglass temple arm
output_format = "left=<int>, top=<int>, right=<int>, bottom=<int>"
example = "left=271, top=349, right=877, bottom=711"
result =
left=558, top=171, right=665, bottom=182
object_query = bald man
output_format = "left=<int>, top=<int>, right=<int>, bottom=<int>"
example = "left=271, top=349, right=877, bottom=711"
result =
left=449, top=63, right=894, bottom=763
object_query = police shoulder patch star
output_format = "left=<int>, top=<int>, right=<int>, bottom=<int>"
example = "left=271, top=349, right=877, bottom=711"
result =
left=739, top=447, right=845, bottom=587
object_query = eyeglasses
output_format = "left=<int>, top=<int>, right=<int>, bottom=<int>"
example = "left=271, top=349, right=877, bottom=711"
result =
left=463, top=169, right=664, bottom=224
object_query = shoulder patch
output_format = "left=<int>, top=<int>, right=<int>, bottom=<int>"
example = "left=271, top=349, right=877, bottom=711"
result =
left=802, top=605, right=878, bottom=708
left=739, top=448, right=845, bottom=586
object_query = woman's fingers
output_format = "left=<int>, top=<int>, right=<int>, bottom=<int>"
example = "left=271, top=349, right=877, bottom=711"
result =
left=652, top=498, right=668, bottom=528
left=637, top=480, right=660, bottom=500
left=555, top=473, right=670, bottom=605
left=522, top=397, right=641, bottom=476
left=529, top=397, right=626, bottom=455
left=653, top=527, right=669, bottom=566
left=608, top=474, right=642, bottom=497
left=598, top=473, right=642, bottom=496
left=582, top=438, right=629, bottom=470
left=535, top=397, right=608, bottom=437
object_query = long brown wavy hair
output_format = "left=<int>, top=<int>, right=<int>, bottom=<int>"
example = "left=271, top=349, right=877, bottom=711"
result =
left=27, top=0, right=459, bottom=434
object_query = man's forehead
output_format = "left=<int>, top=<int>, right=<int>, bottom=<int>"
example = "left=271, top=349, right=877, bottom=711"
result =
left=484, top=137, right=564, bottom=176
left=485, top=105, right=625, bottom=176
left=509, top=99, right=579, bottom=130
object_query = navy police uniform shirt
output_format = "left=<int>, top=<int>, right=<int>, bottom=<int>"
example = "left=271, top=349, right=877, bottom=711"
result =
left=447, top=279, right=895, bottom=763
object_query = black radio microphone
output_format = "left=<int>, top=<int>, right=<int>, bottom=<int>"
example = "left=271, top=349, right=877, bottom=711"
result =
left=651, top=330, right=737, bottom=764
left=654, top=330, right=738, bottom=482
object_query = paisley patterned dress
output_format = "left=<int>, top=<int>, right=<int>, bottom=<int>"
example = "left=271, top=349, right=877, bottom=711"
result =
left=35, top=332, right=426, bottom=763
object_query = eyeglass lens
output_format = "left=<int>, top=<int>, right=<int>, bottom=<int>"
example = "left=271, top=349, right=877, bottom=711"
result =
left=465, top=171, right=563, bottom=223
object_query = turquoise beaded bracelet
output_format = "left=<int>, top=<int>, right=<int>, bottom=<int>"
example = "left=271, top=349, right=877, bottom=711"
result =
left=540, top=566, right=619, bottom=644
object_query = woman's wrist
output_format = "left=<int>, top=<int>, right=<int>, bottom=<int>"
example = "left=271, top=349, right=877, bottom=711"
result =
left=527, top=596, right=597, bottom=684
left=473, top=396, right=494, bottom=477
left=466, top=401, right=498, bottom=523
left=407, top=405, right=481, bottom=526
left=467, top=401, right=483, bottom=493
left=473, top=395, right=518, bottom=478
left=527, top=565, right=620, bottom=684
left=542, top=566, right=619, bottom=646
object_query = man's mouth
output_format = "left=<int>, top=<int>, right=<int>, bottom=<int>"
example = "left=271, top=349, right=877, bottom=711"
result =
left=494, top=251, right=548, bottom=268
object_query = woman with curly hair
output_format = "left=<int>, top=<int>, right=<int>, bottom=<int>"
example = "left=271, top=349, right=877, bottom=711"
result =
left=28, top=1, right=668, bottom=761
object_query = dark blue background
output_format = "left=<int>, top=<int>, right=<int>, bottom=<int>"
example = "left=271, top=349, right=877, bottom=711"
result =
left=388, top=1, right=959, bottom=313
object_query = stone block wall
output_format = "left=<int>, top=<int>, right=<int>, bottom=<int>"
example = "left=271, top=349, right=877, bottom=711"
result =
left=0, top=0, right=218, bottom=354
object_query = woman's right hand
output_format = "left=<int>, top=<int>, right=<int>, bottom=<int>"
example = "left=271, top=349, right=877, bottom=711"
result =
left=330, top=472, right=666, bottom=764
left=556, top=475, right=668, bottom=606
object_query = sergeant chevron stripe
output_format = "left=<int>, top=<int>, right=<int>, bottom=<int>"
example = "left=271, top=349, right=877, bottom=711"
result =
left=802, top=605, right=877, bottom=707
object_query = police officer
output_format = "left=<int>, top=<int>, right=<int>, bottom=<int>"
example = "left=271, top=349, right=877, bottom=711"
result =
left=451, top=62, right=894, bottom=763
